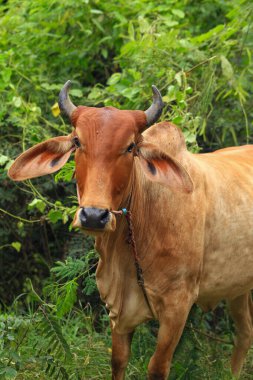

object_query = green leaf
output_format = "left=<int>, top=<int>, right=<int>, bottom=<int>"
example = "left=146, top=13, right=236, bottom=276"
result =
left=138, top=16, right=150, bottom=33
left=178, top=99, right=187, bottom=109
left=56, top=280, right=78, bottom=317
left=38, top=311, right=71, bottom=359
left=48, top=209, right=63, bottom=224
left=92, top=18, right=105, bottom=33
left=70, top=89, right=83, bottom=98
left=164, top=20, right=178, bottom=28
left=172, top=116, right=183, bottom=124
left=121, top=87, right=139, bottom=99
left=17, top=221, right=24, bottom=229
left=175, top=72, right=182, bottom=86
left=88, top=86, right=103, bottom=101
left=12, top=96, right=22, bottom=108
left=54, top=161, right=75, bottom=182
left=4, top=160, right=14, bottom=171
left=28, top=198, right=46, bottom=213
left=107, top=73, right=121, bottom=86
left=102, top=48, right=108, bottom=59
left=172, top=9, right=185, bottom=19
left=192, top=24, right=224, bottom=43
left=128, top=22, right=135, bottom=40
left=4, top=367, right=17, bottom=379
left=62, top=211, right=69, bottom=224
left=1, top=68, right=12, bottom=83
left=186, top=86, right=193, bottom=94
left=0, top=154, right=9, bottom=166
left=11, top=242, right=21, bottom=252
left=165, top=85, right=176, bottom=102
left=83, top=274, right=96, bottom=296
left=90, top=8, right=103, bottom=15
left=51, top=257, right=87, bottom=280
left=41, top=83, right=61, bottom=91
left=220, top=55, right=234, bottom=80
left=183, top=131, right=197, bottom=144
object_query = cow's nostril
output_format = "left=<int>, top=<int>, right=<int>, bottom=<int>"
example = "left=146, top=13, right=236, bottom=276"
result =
left=79, top=207, right=110, bottom=229
left=100, top=209, right=109, bottom=224
left=79, top=208, right=88, bottom=223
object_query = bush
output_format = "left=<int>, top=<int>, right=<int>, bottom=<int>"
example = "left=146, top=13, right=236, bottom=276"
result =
left=0, top=1, right=253, bottom=378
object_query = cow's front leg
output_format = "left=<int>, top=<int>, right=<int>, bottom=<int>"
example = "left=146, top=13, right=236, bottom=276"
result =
left=111, top=325, right=134, bottom=380
left=148, top=290, right=194, bottom=380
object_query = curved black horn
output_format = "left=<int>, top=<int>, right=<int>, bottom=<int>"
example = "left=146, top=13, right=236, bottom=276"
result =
left=58, top=80, right=77, bottom=118
left=145, top=85, right=164, bottom=127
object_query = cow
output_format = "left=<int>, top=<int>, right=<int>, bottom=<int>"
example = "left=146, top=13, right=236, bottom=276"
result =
left=8, top=81, right=253, bottom=379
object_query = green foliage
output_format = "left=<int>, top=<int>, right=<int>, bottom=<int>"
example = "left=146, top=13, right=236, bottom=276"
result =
left=55, top=161, right=75, bottom=183
left=0, top=307, right=252, bottom=379
left=1, top=1, right=253, bottom=302
left=45, top=249, right=98, bottom=317
left=51, top=257, right=89, bottom=280
left=0, top=0, right=253, bottom=379
left=0, top=308, right=111, bottom=380
left=37, top=307, right=72, bottom=378
left=28, top=198, right=46, bottom=214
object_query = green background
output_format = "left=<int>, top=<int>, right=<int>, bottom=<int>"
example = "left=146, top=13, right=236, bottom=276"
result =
left=0, top=0, right=252, bottom=378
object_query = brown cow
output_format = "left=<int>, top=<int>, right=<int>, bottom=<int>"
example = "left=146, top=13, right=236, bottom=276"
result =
left=8, top=81, right=253, bottom=379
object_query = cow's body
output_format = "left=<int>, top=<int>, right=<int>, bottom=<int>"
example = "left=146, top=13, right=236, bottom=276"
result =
left=8, top=82, right=253, bottom=379
left=95, top=122, right=253, bottom=378
left=96, top=122, right=253, bottom=323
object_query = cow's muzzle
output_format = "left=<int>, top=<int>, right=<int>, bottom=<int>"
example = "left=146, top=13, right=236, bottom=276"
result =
left=72, top=206, right=116, bottom=233
left=79, top=207, right=109, bottom=230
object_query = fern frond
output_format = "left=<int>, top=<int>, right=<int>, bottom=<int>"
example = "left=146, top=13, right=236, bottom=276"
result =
left=39, top=307, right=71, bottom=361
left=51, top=258, right=87, bottom=280
left=56, top=280, right=78, bottom=318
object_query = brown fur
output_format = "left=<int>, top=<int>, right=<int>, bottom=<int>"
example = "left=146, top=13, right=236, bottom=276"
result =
left=8, top=107, right=253, bottom=379
left=8, top=136, right=74, bottom=180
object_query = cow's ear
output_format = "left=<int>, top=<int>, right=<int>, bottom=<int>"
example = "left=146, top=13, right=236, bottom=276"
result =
left=8, top=135, right=74, bottom=181
left=137, top=143, right=193, bottom=193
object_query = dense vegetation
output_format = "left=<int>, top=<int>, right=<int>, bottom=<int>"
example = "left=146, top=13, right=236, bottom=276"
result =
left=0, top=0, right=252, bottom=378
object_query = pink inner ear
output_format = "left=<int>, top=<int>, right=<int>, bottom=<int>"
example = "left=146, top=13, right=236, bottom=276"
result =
left=8, top=136, right=74, bottom=181
left=154, top=157, right=187, bottom=186
left=139, top=151, right=193, bottom=193
left=146, top=157, right=184, bottom=187
left=9, top=150, right=73, bottom=181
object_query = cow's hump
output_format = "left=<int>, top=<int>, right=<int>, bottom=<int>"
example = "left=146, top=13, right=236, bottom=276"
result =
left=143, top=122, right=186, bottom=157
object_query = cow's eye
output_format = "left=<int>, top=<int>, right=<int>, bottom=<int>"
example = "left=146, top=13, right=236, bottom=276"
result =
left=73, top=136, right=81, bottom=148
left=126, top=143, right=135, bottom=153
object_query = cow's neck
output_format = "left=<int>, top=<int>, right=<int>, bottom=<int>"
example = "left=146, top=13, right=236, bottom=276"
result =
left=94, top=161, right=176, bottom=330
left=97, top=159, right=171, bottom=257
left=123, top=159, right=176, bottom=262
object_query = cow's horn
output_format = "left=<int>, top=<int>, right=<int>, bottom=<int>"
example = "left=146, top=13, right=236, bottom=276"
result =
left=58, top=80, right=77, bottom=118
left=145, top=85, right=164, bottom=127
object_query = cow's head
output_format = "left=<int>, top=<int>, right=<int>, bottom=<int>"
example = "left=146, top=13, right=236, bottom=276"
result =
left=8, top=81, right=193, bottom=234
